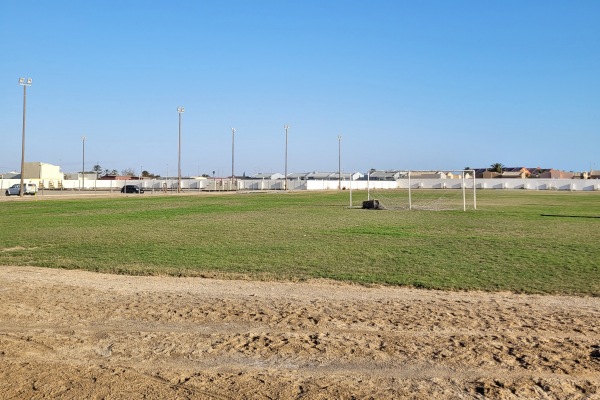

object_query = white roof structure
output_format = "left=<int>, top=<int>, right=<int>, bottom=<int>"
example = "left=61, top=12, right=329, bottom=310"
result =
left=251, top=172, right=285, bottom=180
left=306, top=172, right=335, bottom=180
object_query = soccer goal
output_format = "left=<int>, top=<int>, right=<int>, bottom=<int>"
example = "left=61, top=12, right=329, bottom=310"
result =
left=366, top=170, right=477, bottom=211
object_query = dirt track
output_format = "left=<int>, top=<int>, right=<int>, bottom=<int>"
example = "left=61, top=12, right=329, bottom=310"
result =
left=0, top=266, right=598, bottom=399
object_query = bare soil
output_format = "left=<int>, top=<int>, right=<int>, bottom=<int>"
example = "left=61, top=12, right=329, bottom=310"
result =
left=0, top=266, right=598, bottom=399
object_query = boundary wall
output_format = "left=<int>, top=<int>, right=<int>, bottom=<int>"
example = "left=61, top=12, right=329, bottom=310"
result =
left=0, top=178, right=210, bottom=192
left=1, top=178, right=599, bottom=193
left=305, top=178, right=600, bottom=191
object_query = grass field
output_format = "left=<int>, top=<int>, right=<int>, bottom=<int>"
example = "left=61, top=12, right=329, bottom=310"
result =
left=1, top=190, right=598, bottom=295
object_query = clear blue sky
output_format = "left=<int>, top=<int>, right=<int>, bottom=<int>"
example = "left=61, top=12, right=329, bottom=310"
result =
left=1, top=0, right=598, bottom=176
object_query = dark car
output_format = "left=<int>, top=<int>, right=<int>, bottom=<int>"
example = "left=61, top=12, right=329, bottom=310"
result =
left=121, top=185, right=144, bottom=194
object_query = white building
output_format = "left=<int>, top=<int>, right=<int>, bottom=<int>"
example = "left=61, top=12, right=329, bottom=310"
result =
left=23, top=162, right=64, bottom=189
left=23, top=162, right=63, bottom=180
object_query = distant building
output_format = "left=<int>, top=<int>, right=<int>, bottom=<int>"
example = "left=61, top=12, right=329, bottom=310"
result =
left=500, top=171, right=528, bottom=179
left=473, top=167, right=582, bottom=179
left=23, top=162, right=64, bottom=181
left=0, top=171, right=20, bottom=179
left=368, top=170, right=402, bottom=180
left=65, top=172, right=102, bottom=180
left=527, top=168, right=573, bottom=179
left=99, top=175, right=140, bottom=181
left=250, top=173, right=285, bottom=180
left=306, top=172, right=335, bottom=180
left=329, top=172, right=363, bottom=181
left=287, top=172, right=310, bottom=180
left=404, top=171, right=448, bottom=179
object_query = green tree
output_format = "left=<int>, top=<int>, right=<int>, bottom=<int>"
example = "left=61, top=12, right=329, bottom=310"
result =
left=142, top=170, right=160, bottom=178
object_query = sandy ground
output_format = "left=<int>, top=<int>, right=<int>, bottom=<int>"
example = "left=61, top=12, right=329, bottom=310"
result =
left=0, top=267, right=598, bottom=399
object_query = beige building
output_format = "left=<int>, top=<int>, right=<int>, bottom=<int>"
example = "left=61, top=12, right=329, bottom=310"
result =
left=23, top=162, right=64, bottom=189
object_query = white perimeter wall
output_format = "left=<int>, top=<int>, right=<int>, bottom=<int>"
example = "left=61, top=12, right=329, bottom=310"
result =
left=308, top=178, right=600, bottom=191
left=303, top=179, right=599, bottom=192
left=0, top=178, right=211, bottom=192
left=398, top=178, right=600, bottom=191
left=1, top=178, right=599, bottom=192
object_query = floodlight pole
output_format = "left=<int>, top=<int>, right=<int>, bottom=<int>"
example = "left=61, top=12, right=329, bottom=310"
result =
left=284, top=125, right=289, bottom=190
left=140, top=165, right=143, bottom=194
left=338, top=134, right=342, bottom=190
left=81, top=136, right=87, bottom=190
left=408, top=171, right=412, bottom=210
left=18, top=78, right=32, bottom=197
left=462, top=171, right=466, bottom=212
left=231, top=127, right=235, bottom=189
left=177, top=107, right=184, bottom=193
left=367, top=170, right=371, bottom=200
left=472, top=170, right=477, bottom=210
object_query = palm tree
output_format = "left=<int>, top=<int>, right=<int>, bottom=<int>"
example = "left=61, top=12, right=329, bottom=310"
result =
left=489, top=163, right=504, bottom=173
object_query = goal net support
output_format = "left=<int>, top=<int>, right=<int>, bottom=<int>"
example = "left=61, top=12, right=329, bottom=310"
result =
left=367, top=170, right=477, bottom=211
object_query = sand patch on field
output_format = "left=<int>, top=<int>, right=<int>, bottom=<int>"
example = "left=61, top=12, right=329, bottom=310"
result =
left=0, top=266, right=598, bottom=399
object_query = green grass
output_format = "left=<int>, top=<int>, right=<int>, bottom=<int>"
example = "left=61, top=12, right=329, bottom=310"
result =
left=1, top=190, right=599, bottom=295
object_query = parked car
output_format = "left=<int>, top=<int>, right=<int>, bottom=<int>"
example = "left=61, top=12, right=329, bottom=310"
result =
left=5, top=183, right=37, bottom=196
left=121, top=185, right=144, bottom=194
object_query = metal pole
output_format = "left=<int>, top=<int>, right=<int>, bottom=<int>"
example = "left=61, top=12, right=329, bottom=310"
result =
left=20, top=84, right=26, bottom=197
left=462, top=170, right=466, bottom=212
left=178, top=111, right=181, bottom=193
left=284, top=125, right=289, bottom=190
left=81, top=136, right=86, bottom=190
left=338, top=135, right=342, bottom=190
left=349, top=176, right=353, bottom=207
left=18, top=78, right=31, bottom=197
left=473, top=170, right=477, bottom=210
left=367, top=170, right=370, bottom=200
left=408, top=171, right=412, bottom=210
left=177, top=107, right=184, bottom=193
left=231, top=127, right=235, bottom=189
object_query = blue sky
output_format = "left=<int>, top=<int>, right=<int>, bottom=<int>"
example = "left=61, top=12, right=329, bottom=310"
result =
left=1, top=1, right=598, bottom=176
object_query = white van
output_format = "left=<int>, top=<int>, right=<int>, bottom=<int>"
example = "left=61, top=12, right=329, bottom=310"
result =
left=5, top=183, right=38, bottom=196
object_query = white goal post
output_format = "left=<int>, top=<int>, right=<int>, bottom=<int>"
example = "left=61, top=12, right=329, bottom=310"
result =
left=367, top=170, right=477, bottom=211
